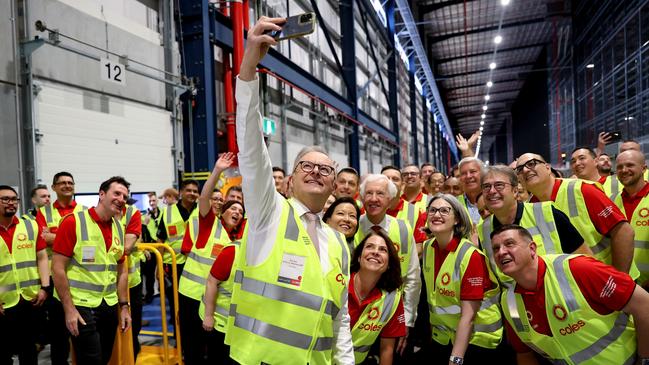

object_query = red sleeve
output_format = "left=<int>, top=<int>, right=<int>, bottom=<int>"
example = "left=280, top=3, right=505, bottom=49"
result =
left=380, top=298, right=407, bottom=338
left=413, top=210, right=428, bottom=243
left=569, top=256, right=636, bottom=314
left=209, top=245, right=235, bottom=281
left=180, top=227, right=193, bottom=255
left=196, top=210, right=217, bottom=249
left=459, top=251, right=490, bottom=300
left=52, top=215, right=77, bottom=257
left=126, top=210, right=142, bottom=237
left=35, top=210, right=47, bottom=230
left=505, top=320, right=533, bottom=353
left=581, top=183, right=627, bottom=236
left=35, top=224, right=47, bottom=251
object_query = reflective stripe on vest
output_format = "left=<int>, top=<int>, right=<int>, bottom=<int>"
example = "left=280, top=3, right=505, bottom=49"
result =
left=69, top=279, right=116, bottom=293
left=44, top=204, right=54, bottom=225
left=231, top=306, right=333, bottom=351
left=397, top=219, right=409, bottom=255
left=0, top=261, right=37, bottom=273
left=128, top=260, right=140, bottom=274
left=234, top=270, right=340, bottom=318
left=181, top=269, right=207, bottom=286
left=70, top=258, right=117, bottom=272
left=566, top=180, right=579, bottom=217
left=407, top=204, right=415, bottom=228
left=609, top=177, right=619, bottom=200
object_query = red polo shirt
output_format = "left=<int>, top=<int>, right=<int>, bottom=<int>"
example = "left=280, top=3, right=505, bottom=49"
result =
left=505, top=256, right=635, bottom=352
left=123, top=207, right=142, bottom=237
left=35, top=200, right=79, bottom=233
left=53, top=207, right=125, bottom=263
left=620, top=182, right=649, bottom=220
left=0, top=216, right=47, bottom=253
left=598, top=175, right=607, bottom=185
left=348, top=272, right=406, bottom=338
left=386, top=198, right=428, bottom=243
left=209, top=245, right=236, bottom=281
left=530, top=179, right=627, bottom=236
left=431, top=236, right=491, bottom=300
left=181, top=211, right=246, bottom=255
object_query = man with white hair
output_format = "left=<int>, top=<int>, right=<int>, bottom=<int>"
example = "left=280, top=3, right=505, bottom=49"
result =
left=457, top=157, right=485, bottom=225
left=226, top=16, right=353, bottom=365
left=354, top=174, right=421, bottom=354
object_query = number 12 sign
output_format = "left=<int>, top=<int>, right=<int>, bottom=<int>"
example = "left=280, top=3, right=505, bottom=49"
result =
left=100, top=58, right=126, bottom=86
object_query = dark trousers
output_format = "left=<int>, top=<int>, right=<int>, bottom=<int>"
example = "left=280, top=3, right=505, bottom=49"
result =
left=130, top=283, right=143, bottom=358
left=47, top=292, right=70, bottom=365
left=142, top=255, right=156, bottom=302
left=70, top=301, right=118, bottom=365
left=177, top=294, right=230, bottom=364
left=163, top=263, right=184, bottom=335
left=0, top=300, right=39, bottom=365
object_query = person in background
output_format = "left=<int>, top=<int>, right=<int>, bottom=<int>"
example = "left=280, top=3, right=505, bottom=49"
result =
left=272, top=166, right=285, bottom=194
left=515, top=183, right=529, bottom=202
left=324, top=196, right=361, bottom=248
left=160, top=188, right=179, bottom=206
left=0, top=185, right=50, bottom=364
left=382, top=166, right=428, bottom=243
left=141, top=192, right=161, bottom=304
left=334, top=167, right=361, bottom=202
left=323, top=194, right=336, bottom=214
left=281, top=174, right=293, bottom=198
left=349, top=230, right=406, bottom=364
left=443, top=176, right=462, bottom=196
left=570, top=147, right=603, bottom=184
left=420, top=163, right=436, bottom=194
left=422, top=193, right=503, bottom=364
left=426, top=172, right=445, bottom=195
left=225, top=185, right=244, bottom=204
left=211, top=189, right=225, bottom=217
left=27, top=184, right=50, bottom=219
left=457, top=157, right=485, bottom=226
left=597, top=153, right=613, bottom=177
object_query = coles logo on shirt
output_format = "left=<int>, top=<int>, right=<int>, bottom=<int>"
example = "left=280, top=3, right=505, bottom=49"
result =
left=16, top=233, right=27, bottom=241
left=636, top=208, right=649, bottom=226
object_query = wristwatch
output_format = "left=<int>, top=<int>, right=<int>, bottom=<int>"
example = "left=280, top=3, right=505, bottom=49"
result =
left=449, top=355, right=464, bottom=365
left=118, top=301, right=130, bottom=308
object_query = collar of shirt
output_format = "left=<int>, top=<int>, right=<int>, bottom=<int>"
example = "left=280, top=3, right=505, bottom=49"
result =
left=549, top=179, right=563, bottom=201
left=514, top=256, right=546, bottom=295
left=88, top=207, right=113, bottom=226
left=598, top=175, right=608, bottom=185
left=176, top=200, right=197, bottom=220
left=433, top=235, right=461, bottom=253
left=349, top=272, right=382, bottom=306
left=492, top=203, right=525, bottom=229
left=622, top=181, right=649, bottom=200
left=54, top=199, right=77, bottom=210
left=289, top=197, right=323, bottom=219
left=401, top=191, right=424, bottom=204
left=386, top=198, right=405, bottom=217
left=0, top=216, right=20, bottom=232
left=359, top=214, right=390, bottom=233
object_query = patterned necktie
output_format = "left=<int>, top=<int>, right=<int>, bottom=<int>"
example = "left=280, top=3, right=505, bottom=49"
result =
left=304, top=212, right=320, bottom=256
left=371, top=225, right=385, bottom=234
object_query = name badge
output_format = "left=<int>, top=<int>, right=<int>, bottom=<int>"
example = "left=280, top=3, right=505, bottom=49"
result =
left=82, top=246, right=96, bottom=263
left=277, top=253, right=306, bottom=287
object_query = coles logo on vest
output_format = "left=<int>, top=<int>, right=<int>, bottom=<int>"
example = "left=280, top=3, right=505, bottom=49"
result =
left=113, top=237, right=121, bottom=246
left=636, top=208, right=649, bottom=226
left=438, top=273, right=455, bottom=297
left=360, top=308, right=383, bottom=332
left=553, top=303, right=586, bottom=336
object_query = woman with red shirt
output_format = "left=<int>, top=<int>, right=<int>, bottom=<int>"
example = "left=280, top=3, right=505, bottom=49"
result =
left=219, top=200, right=245, bottom=240
left=349, top=229, right=406, bottom=364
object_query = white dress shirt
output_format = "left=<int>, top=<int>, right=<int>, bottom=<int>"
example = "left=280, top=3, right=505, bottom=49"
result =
left=235, top=76, right=354, bottom=364
left=357, top=214, right=422, bottom=327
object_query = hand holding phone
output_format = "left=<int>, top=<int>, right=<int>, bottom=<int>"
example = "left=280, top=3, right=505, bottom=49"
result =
left=266, top=13, right=316, bottom=41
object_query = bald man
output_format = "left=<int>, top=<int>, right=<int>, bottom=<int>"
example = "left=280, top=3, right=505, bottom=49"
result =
left=613, top=150, right=649, bottom=288
left=516, top=152, right=638, bottom=277
left=604, top=140, right=649, bottom=199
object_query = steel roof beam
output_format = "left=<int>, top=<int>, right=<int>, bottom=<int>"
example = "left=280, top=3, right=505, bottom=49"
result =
left=429, top=18, right=547, bottom=44
left=443, top=78, right=521, bottom=91
left=435, top=42, right=547, bottom=63
left=418, top=0, right=479, bottom=15
left=442, top=62, right=536, bottom=79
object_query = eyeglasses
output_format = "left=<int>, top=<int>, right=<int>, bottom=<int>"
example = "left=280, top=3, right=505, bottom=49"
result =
left=295, top=161, right=335, bottom=177
left=401, top=171, right=419, bottom=177
left=515, top=159, right=545, bottom=174
left=427, top=206, right=452, bottom=216
left=55, top=181, right=75, bottom=186
left=481, top=182, right=513, bottom=192
left=0, top=197, right=20, bottom=204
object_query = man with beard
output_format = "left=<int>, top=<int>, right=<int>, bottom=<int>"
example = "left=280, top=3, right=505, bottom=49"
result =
left=597, top=153, right=613, bottom=177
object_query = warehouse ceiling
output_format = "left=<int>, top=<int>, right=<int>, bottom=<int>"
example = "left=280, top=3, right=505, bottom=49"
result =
left=416, top=0, right=564, bottom=143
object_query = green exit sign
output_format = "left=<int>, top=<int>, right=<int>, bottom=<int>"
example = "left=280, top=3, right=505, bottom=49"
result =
left=262, top=117, right=276, bottom=135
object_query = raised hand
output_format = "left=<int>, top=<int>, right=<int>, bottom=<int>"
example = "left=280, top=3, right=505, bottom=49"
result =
left=215, top=152, right=236, bottom=172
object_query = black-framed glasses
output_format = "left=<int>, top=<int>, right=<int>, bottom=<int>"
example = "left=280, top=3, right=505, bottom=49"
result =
left=515, top=159, right=545, bottom=174
left=295, top=161, right=335, bottom=177
left=0, top=197, right=20, bottom=204
left=428, top=206, right=452, bottom=216
left=481, top=182, right=513, bottom=192
left=401, top=171, right=419, bottom=177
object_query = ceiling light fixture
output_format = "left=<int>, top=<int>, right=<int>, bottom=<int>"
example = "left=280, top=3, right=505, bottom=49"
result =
left=479, top=126, right=484, bottom=131
left=487, top=81, right=493, bottom=87
left=481, top=114, right=486, bottom=119
left=485, top=95, right=491, bottom=101
left=494, top=35, right=503, bottom=44
left=586, top=64, right=595, bottom=69
left=482, top=105, right=488, bottom=111
left=489, top=62, right=497, bottom=69
left=501, top=0, right=511, bottom=5
left=480, top=120, right=485, bottom=126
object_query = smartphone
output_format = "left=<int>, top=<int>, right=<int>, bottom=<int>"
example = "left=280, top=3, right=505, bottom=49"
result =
left=267, top=13, right=316, bottom=41
left=608, top=131, right=622, bottom=143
